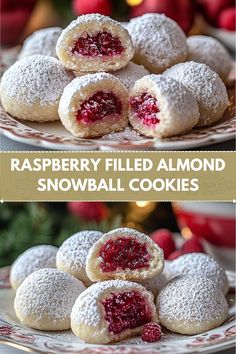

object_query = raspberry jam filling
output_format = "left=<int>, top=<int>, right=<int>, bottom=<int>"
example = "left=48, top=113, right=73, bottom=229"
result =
left=76, top=91, right=122, bottom=124
left=72, top=31, right=124, bottom=57
left=99, top=237, right=150, bottom=272
left=102, top=290, right=152, bottom=334
left=129, top=93, right=160, bottom=126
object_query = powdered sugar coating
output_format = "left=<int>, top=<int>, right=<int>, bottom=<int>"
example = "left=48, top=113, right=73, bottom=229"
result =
left=18, top=27, right=62, bottom=59
left=0, top=55, right=74, bottom=107
left=111, top=62, right=149, bottom=89
left=127, top=14, right=187, bottom=73
left=187, top=35, right=232, bottom=82
left=60, top=72, right=124, bottom=110
left=157, top=274, right=228, bottom=334
left=71, top=280, right=150, bottom=327
left=101, top=126, right=143, bottom=140
left=10, top=245, right=58, bottom=290
left=163, top=61, right=228, bottom=127
left=56, top=230, right=103, bottom=284
left=14, top=268, right=86, bottom=330
left=166, top=253, right=229, bottom=294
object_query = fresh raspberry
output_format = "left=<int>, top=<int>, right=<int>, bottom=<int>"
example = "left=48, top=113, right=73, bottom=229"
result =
left=217, top=7, right=236, bottom=31
left=141, top=322, right=162, bottom=342
left=167, top=249, right=184, bottom=260
left=150, top=229, right=175, bottom=259
left=182, top=236, right=205, bottom=254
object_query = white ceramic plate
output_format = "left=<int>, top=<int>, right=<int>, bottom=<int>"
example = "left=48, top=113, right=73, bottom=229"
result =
left=0, top=48, right=235, bottom=151
left=0, top=267, right=235, bottom=354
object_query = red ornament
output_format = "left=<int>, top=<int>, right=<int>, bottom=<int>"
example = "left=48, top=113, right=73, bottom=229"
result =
left=130, top=0, right=195, bottom=33
left=197, top=0, right=234, bottom=25
left=72, top=0, right=112, bottom=16
left=217, top=7, right=236, bottom=31
left=131, top=0, right=175, bottom=19
left=0, top=0, right=36, bottom=46
left=141, top=322, right=162, bottom=342
left=150, top=229, right=176, bottom=259
left=67, top=202, right=108, bottom=222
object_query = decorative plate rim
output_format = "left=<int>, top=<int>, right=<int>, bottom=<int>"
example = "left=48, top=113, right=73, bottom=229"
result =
left=0, top=266, right=235, bottom=354
left=0, top=106, right=235, bottom=151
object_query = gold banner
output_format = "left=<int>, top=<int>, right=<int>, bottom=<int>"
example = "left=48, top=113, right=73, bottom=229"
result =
left=0, top=152, right=235, bottom=201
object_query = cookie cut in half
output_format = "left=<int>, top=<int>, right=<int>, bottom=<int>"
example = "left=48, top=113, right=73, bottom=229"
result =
left=157, top=274, right=228, bottom=335
left=71, top=280, right=158, bottom=344
left=86, top=227, right=164, bottom=282
left=129, top=75, right=199, bottom=138
left=58, top=73, right=129, bottom=138
left=56, top=14, right=134, bottom=73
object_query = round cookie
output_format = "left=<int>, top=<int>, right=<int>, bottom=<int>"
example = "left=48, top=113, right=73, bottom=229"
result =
left=56, top=230, right=103, bottom=286
left=10, top=245, right=58, bottom=291
left=129, top=74, right=199, bottom=137
left=157, top=274, right=228, bottom=335
left=140, top=262, right=171, bottom=299
left=187, top=35, right=232, bottom=83
left=14, top=268, right=85, bottom=331
left=86, top=227, right=164, bottom=282
left=58, top=73, right=129, bottom=138
left=127, top=13, right=187, bottom=74
left=0, top=55, right=74, bottom=122
left=56, top=14, right=134, bottom=73
left=166, top=253, right=229, bottom=295
left=163, top=61, right=228, bottom=127
left=18, top=27, right=62, bottom=59
left=111, top=62, right=149, bottom=89
left=71, top=280, right=158, bottom=344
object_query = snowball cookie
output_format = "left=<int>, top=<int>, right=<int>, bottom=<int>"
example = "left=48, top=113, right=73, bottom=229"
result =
left=14, top=268, right=85, bottom=331
left=129, top=75, right=199, bottom=138
left=111, top=62, right=149, bottom=89
left=10, top=245, right=58, bottom=291
left=56, top=14, right=134, bottom=73
left=58, top=73, right=129, bottom=138
left=18, top=27, right=62, bottom=59
left=86, top=227, right=164, bottom=282
left=187, top=35, right=232, bottom=83
left=166, top=253, right=229, bottom=295
left=163, top=61, right=228, bottom=127
left=157, top=275, right=228, bottom=335
left=140, top=261, right=171, bottom=299
left=56, top=230, right=103, bottom=286
left=71, top=280, right=158, bottom=344
left=0, top=55, right=74, bottom=122
left=127, top=14, right=187, bottom=74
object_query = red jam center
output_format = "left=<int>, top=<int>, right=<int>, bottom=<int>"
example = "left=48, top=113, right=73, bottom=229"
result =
left=76, top=91, right=122, bottom=124
left=130, top=93, right=160, bottom=126
left=72, top=31, right=124, bottom=57
left=99, top=237, right=150, bottom=272
left=102, top=290, right=152, bottom=334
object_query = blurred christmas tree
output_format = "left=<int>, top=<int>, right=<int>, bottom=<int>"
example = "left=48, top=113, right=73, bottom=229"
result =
left=0, top=202, right=178, bottom=267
